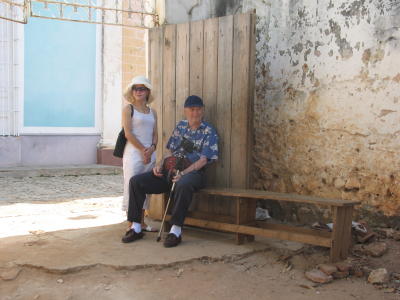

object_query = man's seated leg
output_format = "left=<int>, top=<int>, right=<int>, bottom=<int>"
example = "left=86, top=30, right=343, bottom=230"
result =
left=123, top=171, right=169, bottom=243
left=164, top=171, right=205, bottom=248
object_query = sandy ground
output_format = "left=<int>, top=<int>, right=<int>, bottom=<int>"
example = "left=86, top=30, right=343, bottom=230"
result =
left=0, top=173, right=399, bottom=300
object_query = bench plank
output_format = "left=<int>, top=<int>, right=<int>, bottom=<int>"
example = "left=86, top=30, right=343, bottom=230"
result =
left=198, top=188, right=360, bottom=207
left=171, top=216, right=332, bottom=247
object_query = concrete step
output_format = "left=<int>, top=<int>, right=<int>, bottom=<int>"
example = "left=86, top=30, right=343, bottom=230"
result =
left=0, top=164, right=122, bottom=178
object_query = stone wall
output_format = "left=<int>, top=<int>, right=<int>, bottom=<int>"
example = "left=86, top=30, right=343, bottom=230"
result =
left=245, top=0, right=400, bottom=221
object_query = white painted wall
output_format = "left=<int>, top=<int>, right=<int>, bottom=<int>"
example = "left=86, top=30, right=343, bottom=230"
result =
left=100, top=25, right=123, bottom=148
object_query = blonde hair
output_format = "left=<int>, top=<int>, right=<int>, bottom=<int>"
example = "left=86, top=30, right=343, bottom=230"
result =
left=123, top=83, right=154, bottom=104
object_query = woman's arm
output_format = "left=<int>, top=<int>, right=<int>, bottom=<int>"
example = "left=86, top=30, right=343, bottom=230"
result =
left=122, top=105, right=145, bottom=151
left=151, top=109, right=158, bottom=149
left=143, top=109, right=158, bottom=160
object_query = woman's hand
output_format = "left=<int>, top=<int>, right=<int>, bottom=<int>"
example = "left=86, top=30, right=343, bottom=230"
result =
left=143, top=156, right=151, bottom=164
left=142, top=146, right=153, bottom=164
left=143, top=146, right=154, bottom=159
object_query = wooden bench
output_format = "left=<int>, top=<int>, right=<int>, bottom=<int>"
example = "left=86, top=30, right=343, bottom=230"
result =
left=165, top=188, right=360, bottom=262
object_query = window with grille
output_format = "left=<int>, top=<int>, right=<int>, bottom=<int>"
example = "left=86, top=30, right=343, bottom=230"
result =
left=0, top=19, right=22, bottom=136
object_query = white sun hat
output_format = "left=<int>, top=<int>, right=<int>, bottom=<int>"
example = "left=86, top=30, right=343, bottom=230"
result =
left=123, top=75, right=154, bottom=103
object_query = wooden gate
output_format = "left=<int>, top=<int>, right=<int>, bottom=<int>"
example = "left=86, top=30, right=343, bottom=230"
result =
left=148, top=12, right=255, bottom=219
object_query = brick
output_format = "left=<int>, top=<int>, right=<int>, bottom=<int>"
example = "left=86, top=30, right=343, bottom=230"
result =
left=332, top=271, right=349, bottom=279
left=318, top=264, right=337, bottom=275
left=305, top=269, right=333, bottom=284
left=335, top=262, right=352, bottom=272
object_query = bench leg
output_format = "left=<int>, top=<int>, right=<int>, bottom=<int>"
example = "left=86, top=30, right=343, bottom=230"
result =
left=330, top=206, right=353, bottom=262
left=235, top=198, right=257, bottom=245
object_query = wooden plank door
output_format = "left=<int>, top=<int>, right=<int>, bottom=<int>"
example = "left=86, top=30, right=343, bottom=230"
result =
left=148, top=12, right=255, bottom=220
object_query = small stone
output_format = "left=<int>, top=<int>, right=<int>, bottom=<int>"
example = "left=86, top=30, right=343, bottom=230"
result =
left=29, top=230, right=45, bottom=235
left=305, top=269, right=333, bottom=284
left=34, top=295, right=40, bottom=300
left=368, top=268, right=389, bottom=284
left=333, top=177, right=345, bottom=189
left=176, top=268, right=184, bottom=277
left=335, top=262, right=352, bottom=272
left=318, top=264, right=337, bottom=275
left=352, top=244, right=365, bottom=254
left=364, top=242, right=388, bottom=257
left=357, top=232, right=376, bottom=243
left=344, top=177, right=360, bottom=190
left=332, top=271, right=349, bottom=279
left=393, top=231, right=400, bottom=241
left=362, top=266, right=372, bottom=276
left=383, top=288, right=395, bottom=293
left=57, top=279, right=64, bottom=284
left=104, top=285, right=112, bottom=291
left=0, top=267, right=22, bottom=281
left=378, top=228, right=395, bottom=238
left=353, top=269, right=364, bottom=277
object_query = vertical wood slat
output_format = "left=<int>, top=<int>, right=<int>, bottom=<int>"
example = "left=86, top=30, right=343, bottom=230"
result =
left=148, top=27, right=164, bottom=219
left=162, top=25, right=177, bottom=153
left=215, top=15, right=233, bottom=189
left=189, top=20, right=204, bottom=97
left=231, top=13, right=251, bottom=189
left=214, top=15, right=234, bottom=215
left=201, top=17, right=219, bottom=213
left=189, top=20, right=207, bottom=213
left=247, top=13, right=256, bottom=189
left=175, top=23, right=190, bottom=121
left=203, top=18, right=219, bottom=125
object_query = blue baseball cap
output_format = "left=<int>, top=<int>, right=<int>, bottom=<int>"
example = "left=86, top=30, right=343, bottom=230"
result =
left=184, top=95, right=204, bottom=108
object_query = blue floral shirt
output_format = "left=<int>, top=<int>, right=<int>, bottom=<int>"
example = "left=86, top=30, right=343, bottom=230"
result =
left=166, top=120, right=219, bottom=164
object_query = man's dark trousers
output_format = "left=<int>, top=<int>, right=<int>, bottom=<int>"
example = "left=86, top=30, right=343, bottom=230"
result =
left=127, top=171, right=205, bottom=226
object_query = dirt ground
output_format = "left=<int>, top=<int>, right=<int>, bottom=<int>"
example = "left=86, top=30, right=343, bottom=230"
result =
left=0, top=173, right=399, bottom=300
left=1, top=246, right=399, bottom=300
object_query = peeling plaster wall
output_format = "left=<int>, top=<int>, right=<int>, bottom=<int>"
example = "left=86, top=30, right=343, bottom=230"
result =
left=243, top=0, right=400, bottom=220
left=163, top=0, right=400, bottom=222
left=164, top=0, right=243, bottom=24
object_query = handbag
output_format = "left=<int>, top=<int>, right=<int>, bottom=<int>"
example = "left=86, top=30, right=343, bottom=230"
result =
left=113, top=104, right=133, bottom=158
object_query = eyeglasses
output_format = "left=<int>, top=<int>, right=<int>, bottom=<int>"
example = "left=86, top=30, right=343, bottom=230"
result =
left=132, top=86, right=149, bottom=92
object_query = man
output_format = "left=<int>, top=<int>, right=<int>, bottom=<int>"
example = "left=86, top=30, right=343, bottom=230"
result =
left=122, top=95, right=219, bottom=247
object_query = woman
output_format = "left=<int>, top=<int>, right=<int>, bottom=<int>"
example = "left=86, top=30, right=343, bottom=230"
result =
left=122, top=75, right=158, bottom=232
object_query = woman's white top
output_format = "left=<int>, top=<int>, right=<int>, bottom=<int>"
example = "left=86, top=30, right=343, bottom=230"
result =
left=128, top=107, right=155, bottom=150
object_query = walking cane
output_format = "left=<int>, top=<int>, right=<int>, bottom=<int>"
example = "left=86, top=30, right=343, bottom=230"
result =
left=156, top=170, right=180, bottom=242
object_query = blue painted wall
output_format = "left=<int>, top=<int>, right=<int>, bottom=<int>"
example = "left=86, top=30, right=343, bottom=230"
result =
left=24, top=16, right=96, bottom=127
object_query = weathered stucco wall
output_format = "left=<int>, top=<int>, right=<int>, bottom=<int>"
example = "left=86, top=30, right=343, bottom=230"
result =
left=162, top=0, right=400, bottom=222
left=244, top=0, right=400, bottom=220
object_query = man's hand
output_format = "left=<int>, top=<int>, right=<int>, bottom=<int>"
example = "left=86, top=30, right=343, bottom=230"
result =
left=172, top=172, right=182, bottom=183
left=153, top=165, right=163, bottom=177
